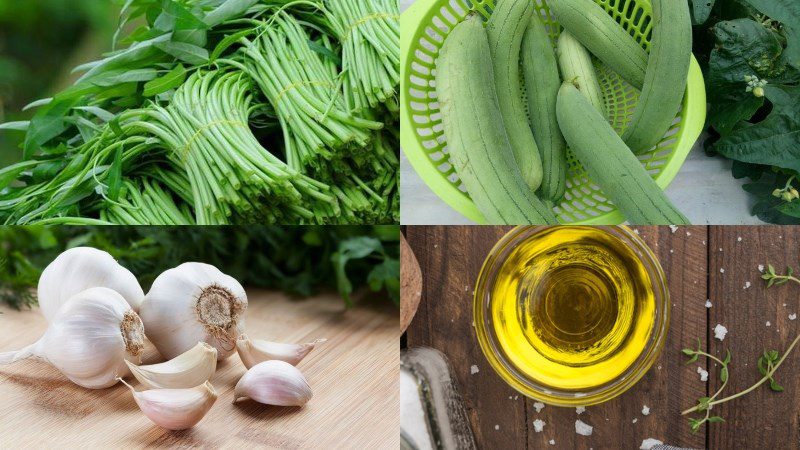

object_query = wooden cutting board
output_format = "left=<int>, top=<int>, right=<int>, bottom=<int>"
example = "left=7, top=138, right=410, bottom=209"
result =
left=0, top=290, right=399, bottom=449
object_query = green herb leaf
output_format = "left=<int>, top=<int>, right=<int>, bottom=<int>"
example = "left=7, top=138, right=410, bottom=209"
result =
left=707, top=416, right=726, bottom=423
left=210, top=29, right=254, bottom=61
left=143, top=64, right=187, bottom=97
left=107, top=146, right=124, bottom=201
left=0, top=121, right=30, bottom=132
left=155, top=41, right=209, bottom=65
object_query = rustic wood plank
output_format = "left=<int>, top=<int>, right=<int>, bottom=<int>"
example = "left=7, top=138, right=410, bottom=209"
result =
left=708, top=226, right=800, bottom=450
left=0, top=290, right=399, bottom=449
left=406, top=226, right=707, bottom=449
left=406, top=226, right=528, bottom=449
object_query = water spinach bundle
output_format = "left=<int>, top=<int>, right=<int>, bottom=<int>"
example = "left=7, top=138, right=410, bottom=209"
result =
left=0, top=0, right=399, bottom=225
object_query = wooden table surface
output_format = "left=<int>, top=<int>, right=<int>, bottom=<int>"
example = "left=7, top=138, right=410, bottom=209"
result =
left=404, top=226, right=800, bottom=449
left=0, top=290, right=399, bottom=449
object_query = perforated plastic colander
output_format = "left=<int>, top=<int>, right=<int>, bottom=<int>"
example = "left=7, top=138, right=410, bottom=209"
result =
left=400, top=0, right=706, bottom=224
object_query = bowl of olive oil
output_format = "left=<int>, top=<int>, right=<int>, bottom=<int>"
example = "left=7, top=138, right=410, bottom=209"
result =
left=473, top=226, right=669, bottom=406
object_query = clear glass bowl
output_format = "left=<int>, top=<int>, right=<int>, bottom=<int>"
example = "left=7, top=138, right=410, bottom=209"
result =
left=473, top=226, right=670, bottom=406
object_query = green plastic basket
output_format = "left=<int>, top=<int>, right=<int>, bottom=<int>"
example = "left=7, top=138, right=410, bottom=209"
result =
left=400, top=0, right=706, bottom=224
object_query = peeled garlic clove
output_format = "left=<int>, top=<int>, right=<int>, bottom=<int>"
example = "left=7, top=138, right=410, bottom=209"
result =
left=140, top=262, right=247, bottom=361
left=236, top=335, right=326, bottom=368
left=38, top=247, right=144, bottom=322
left=120, top=378, right=217, bottom=430
left=0, top=287, right=145, bottom=389
left=126, top=342, right=217, bottom=390
left=234, top=360, right=312, bottom=406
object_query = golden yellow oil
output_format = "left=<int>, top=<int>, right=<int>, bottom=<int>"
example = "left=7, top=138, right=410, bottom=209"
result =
left=489, top=227, right=656, bottom=391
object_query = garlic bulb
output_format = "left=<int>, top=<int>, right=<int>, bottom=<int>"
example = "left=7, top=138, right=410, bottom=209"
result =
left=126, top=342, right=217, bottom=389
left=0, top=287, right=145, bottom=389
left=38, top=247, right=144, bottom=322
left=140, top=262, right=247, bottom=361
left=233, top=360, right=313, bottom=406
left=120, top=378, right=217, bottom=430
left=236, top=335, right=326, bottom=368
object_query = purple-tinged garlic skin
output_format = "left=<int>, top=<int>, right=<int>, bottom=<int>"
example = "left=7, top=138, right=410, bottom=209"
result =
left=234, top=360, right=312, bottom=406
left=121, top=379, right=217, bottom=430
left=236, top=335, right=326, bottom=368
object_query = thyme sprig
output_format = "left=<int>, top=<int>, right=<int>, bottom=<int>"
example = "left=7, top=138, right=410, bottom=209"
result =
left=682, top=334, right=800, bottom=432
left=761, top=264, right=800, bottom=287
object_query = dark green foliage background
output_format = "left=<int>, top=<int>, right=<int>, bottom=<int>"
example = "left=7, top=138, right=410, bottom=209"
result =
left=0, top=225, right=399, bottom=310
left=691, top=0, right=800, bottom=223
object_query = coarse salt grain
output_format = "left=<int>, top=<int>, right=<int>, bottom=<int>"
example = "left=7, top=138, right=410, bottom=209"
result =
left=534, top=402, right=545, bottom=413
left=744, top=281, right=751, bottom=289
left=705, top=300, right=712, bottom=308
left=790, top=314, right=797, bottom=321
left=549, top=439, right=555, bottom=445
left=669, top=225, right=678, bottom=233
left=759, top=264, right=765, bottom=272
left=714, top=324, right=728, bottom=341
left=576, top=406, right=585, bottom=415
left=533, top=419, right=545, bottom=433
left=575, top=420, right=593, bottom=436
left=641, top=405, right=650, bottom=416
left=686, top=231, right=691, bottom=236
left=737, top=236, right=742, bottom=242
left=697, top=366, right=709, bottom=382
left=495, top=425, right=499, bottom=430
left=720, top=268, right=725, bottom=273
left=470, top=365, right=479, bottom=375
left=767, top=321, right=771, bottom=327
left=632, top=418, right=638, bottom=423
left=641, top=438, right=664, bottom=450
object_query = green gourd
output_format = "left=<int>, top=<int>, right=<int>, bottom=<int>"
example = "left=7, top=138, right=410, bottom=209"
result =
left=556, top=30, right=605, bottom=113
left=549, top=0, right=648, bottom=90
left=436, top=15, right=558, bottom=225
left=486, top=0, right=543, bottom=191
left=522, top=12, right=567, bottom=202
left=556, top=81, right=689, bottom=225
left=622, top=0, right=692, bottom=154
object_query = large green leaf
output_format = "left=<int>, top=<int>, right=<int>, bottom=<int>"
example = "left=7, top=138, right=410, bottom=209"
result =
left=744, top=0, right=800, bottom=69
left=689, top=0, right=716, bottom=25
left=714, top=85, right=800, bottom=172
left=707, top=19, right=799, bottom=136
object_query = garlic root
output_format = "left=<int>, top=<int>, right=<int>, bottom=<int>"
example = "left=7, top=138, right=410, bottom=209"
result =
left=236, top=335, right=326, bottom=368
left=126, top=342, right=217, bottom=390
left=140, top=262, right=248, bottom=361
left=119, top=378, right=217, bottom=430
left=234, top=360, right=312, bottom=406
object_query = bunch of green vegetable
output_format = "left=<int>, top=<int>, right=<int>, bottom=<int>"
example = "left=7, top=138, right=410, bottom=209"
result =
left=691, top=0, right=800, bottom=223
left=0, top=225, right=399, bottom=310
left=434, top=0, right=692, bottom=225
left=0, top=0, right=399, bottom=225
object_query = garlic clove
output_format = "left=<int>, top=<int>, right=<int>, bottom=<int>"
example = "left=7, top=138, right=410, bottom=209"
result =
left=233, top=360, right=313, bottom=406
left=119, top=378, right=217, bottom=430
left=236, top=335, right=326, bottom=368
left=125, top=342, right=217, bottom=389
